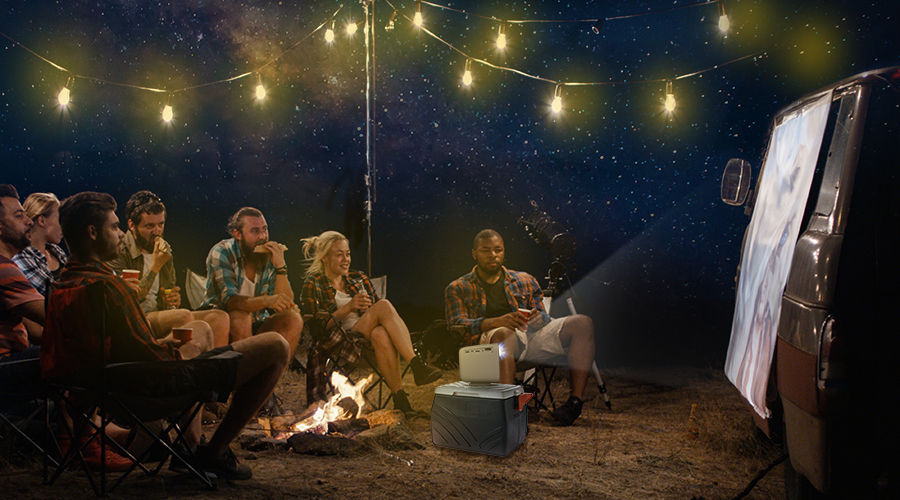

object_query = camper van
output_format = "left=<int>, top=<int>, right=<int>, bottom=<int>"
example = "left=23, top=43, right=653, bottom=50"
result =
left=721, top=66, right=899, bottom=497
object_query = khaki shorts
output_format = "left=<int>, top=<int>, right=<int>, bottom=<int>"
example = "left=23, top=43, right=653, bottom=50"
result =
left=480, top=317, right=567, bottom=364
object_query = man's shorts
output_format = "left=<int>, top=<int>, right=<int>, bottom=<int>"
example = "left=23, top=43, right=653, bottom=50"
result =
left=107, top=345, right=240, bottom=403
left=480, top=317, right=567, bottom=364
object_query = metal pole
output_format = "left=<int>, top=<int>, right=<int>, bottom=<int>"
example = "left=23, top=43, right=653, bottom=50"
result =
left=363, top=0, right=376, bottom=275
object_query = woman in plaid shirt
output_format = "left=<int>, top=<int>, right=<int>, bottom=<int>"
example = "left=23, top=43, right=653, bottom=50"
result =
left=299, top=230, right=441, bottom=417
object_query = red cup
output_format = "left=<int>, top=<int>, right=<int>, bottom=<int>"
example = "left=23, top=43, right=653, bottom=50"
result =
left=172, top=327, right=192, bottom=345
left=121, top=269, right=140, bottom=280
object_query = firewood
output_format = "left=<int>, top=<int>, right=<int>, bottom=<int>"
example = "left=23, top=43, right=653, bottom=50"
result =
left=327, top=418, right=370, bottom=434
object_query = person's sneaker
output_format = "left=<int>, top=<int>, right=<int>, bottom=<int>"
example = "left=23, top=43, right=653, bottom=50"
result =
left=58, top=435, right=135, bottom=472
left=195, top=445, right=251, bottom=481
left=391, top=389, right=427, bottom=419
left=409, top=356, right=442, bottom=385
left=551, top=396, right=584, bottom=426
left=257, top=392, right=285, bottom=417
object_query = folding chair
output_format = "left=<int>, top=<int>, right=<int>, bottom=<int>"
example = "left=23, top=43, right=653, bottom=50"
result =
left=42, top=280, right=237, bottom=495
left=0, top=356, right=58, bottom=477
left=516, top=297, right=611, bottom=412
left=184, top=268, right=208, bottom=310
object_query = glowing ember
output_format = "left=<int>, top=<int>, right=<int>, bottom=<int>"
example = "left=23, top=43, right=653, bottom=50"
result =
left=271, top=372, right=373, bottom=438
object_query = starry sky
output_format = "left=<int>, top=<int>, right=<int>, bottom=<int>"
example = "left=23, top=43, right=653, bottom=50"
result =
left=1, top=1, right=897, bottom=367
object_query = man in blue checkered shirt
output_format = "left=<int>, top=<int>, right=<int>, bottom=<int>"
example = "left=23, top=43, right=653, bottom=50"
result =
left=200, top=207, right=302, bottom=357
left=445, top=229, right=595, bottom=426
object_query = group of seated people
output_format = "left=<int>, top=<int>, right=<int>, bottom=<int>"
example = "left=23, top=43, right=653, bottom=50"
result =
left=0, top=183, right=597, bottom=481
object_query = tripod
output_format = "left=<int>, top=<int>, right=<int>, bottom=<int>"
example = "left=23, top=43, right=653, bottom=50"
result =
left=542, top=259, right=612, bottom=410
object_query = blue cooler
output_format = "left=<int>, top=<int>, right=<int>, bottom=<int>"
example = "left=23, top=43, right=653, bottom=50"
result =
left=431, top=381, right=532, bottom=456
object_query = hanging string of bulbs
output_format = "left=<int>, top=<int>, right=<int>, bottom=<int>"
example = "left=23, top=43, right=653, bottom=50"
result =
left=389, top=0, right=754, bottom=116
left=0, top=0, right=758, bottom=124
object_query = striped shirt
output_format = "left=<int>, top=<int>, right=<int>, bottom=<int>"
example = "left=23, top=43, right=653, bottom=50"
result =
left=41, top=260, right=177, bottom=379
left=12, top=243, right=68, bottom=296
left=0, top=255, right=44, bottom=357
left=444, top=266, right=550, bottom=346
left=199, top=238, right=276, bottom=324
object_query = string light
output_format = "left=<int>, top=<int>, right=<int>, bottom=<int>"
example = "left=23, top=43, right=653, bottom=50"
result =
left=346, top=20, right=358, bottom=36
left=664, top=81, right=676, bottom=113
left=325, top=20, right=335, bottom=43
left=161, top=103, right=174, bottom=123
left=551, top=84, right=562, bottom=114
left=461, top=59, right=473, bottom=86
left=717, top=1, right=730, bottom=34
left=413, top=2, right=424, bottom=28
left=255, top=74, right=267, bottom=101
left=495, top=23, right=507, bottom=50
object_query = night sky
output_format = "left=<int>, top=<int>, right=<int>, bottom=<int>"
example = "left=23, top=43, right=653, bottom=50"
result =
left=2, top=1, right=897, bottom=367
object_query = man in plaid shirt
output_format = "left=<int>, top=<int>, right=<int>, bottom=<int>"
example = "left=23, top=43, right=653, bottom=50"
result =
left=199, top=207, right=302, bottom=354
left=444, top=229, right=595, bottom=426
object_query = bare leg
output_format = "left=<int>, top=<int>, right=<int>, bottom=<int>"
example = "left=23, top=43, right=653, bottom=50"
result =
left=146, top=309, right=194, bottom=339
left=255, top=310, right=303, bottom=356
left=484, top=327, right=519, bottom=384
left=204, top=332, right=290, bottom=458
left=352, top=300, right=416, bottom=361
left=228, top=310, right=253, bottom=343
left=191, top=309, right=230, bottom=347
left=359, top=326, right=402, bottom=392
left=558, top=314, right=595, bottom=400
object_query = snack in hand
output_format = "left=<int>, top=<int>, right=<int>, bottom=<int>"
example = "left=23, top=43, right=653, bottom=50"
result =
left=253, top=242, right=288, bottom=253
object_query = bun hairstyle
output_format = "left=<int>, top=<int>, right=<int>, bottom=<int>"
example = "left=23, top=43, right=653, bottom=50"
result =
left=300, top=230, right=348, bottom=278
left=23, top=192, right=60, bottom=220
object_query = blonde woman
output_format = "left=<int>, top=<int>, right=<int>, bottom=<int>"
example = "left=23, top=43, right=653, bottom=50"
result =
left=299, top=230, right=441, bottom=417
left=13, top=192, right=67, bottom=296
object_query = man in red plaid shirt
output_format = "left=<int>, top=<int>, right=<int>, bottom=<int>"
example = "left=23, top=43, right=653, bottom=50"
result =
left=445, top=229, right=595, bottom=426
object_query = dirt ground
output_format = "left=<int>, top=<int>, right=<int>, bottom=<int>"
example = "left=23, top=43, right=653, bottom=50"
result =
left=3, top=364, right=788, bottom=499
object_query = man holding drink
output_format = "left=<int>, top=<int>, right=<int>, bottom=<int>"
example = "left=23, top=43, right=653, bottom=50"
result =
left=444, top=229, right=596, bottom=426
left=109, top=191, right=229, bottom=347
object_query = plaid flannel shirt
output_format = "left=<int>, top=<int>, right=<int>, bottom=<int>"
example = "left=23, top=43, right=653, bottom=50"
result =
left=199, top=238, right=276, bottom=324
left=299, top=270, right=378, bottom=402
left=107, top=231, right=175, bottom=313
left=42, top=260, right=178, bottom=379
left=1, top=255, right=44, bottom=357
left=12, top=244, right=68, bottom=297
left=444, top=266, right=551, bottom=346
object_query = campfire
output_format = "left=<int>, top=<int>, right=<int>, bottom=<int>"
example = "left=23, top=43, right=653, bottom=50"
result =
left=249, top=372, right=421, bottom=456
left=259, top=372, right=376, bottom=440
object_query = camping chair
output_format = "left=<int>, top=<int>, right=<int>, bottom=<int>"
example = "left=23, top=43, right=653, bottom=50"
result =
left=42, top=281, right=237, bottom=495
left=0, top=356, right=58, bottom=477
left=517, top=297, right=611, bottom=412
left=184, top=268, right=207, bottom=310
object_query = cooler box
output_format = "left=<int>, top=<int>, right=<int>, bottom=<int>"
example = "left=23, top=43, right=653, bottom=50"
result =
left=431, top=381, right=531, bottom=456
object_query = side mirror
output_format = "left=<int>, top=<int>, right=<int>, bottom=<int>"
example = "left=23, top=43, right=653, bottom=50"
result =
left=721, top=158, right=752, bottom=206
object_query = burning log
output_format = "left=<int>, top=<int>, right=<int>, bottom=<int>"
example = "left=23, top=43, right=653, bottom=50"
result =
left=327, top=418, right=370, bottom=435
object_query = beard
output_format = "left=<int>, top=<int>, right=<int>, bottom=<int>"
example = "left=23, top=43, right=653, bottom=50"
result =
left=134, top=232, right=155, bottom=252
left=0, top=227, right=30, bottom=252
left=240, top=240, right=269, bottom=268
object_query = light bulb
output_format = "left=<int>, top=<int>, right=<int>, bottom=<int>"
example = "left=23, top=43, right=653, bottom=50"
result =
left=325, top=27, right=335, bottom=43
left=57, top=87, right=71, bottom=107
left=664, top=93, right=676, bottom=112
left=462, top=69, right=472, bottom=87
left=718, top=14, right=731, bottom=33
left=346, top=22, right=358, bottom=36
left=496, top=32, right=507, bottom=50
left=551, top=95, right=562, bottom=114
left=162, top=104, right=173, bottom=123
left=413, top=11, right=423, bottom=28
left=255, top=83, right=267, bottom=101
